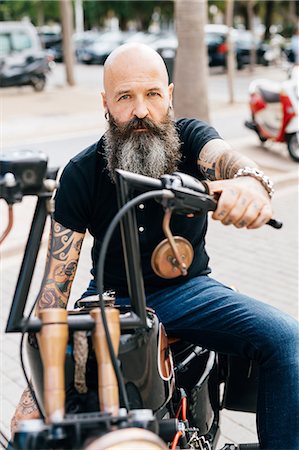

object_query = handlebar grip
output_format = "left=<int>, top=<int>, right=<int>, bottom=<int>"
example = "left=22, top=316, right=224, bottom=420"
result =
left=211, top=191, right=283, bottom=230
left=266, top=218, right=283, bottom=229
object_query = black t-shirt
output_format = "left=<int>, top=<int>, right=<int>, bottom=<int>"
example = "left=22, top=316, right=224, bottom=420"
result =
left=54, top=118, right=221, bottom=295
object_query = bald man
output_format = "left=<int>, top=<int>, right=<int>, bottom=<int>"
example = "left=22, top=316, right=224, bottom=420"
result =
left=11, top=44, right=298, bottom=450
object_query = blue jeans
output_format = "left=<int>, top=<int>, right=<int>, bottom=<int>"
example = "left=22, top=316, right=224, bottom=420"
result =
left=83, top=276, right=299, bottom=449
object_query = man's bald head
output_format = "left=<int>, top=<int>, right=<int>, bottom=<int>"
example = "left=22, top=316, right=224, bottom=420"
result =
left=103, top=43, right=169, bottom=90
left=101, top=42, right=174, bottom=126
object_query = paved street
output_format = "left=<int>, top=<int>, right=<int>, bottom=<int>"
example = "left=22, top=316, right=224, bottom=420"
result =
left=1, top=62, right=298, bottom=448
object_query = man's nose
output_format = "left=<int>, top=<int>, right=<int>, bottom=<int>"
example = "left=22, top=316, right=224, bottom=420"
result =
left=133, top=100, right=149, bottom=119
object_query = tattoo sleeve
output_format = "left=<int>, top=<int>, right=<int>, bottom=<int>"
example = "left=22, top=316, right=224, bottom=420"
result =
left=11, top=384, right=41, bottom=435
left=18, top=385, right=38, bottom=416
left=198, top=139, right=258, bottom=181
left=36, top=220, right=85, bottom=310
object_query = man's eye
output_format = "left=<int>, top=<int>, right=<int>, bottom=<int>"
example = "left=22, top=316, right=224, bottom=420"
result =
left=148, top=92, right=160, bottom=97
left=119, top=94, right=130, bottom=101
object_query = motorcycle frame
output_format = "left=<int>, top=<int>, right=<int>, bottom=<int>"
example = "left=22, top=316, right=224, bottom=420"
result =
left=5, top=170, right=168, bottom=334
left=3, top=167, right=262, bottom=450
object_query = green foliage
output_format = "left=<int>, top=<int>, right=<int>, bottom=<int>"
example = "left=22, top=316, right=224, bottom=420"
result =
left=208, top=0, right=225, bottom=14
left=0, top=0, right=60, bottom=24
left=0, top=0, right=173, bottom=30
left=1, top=0, right=296, bottom=35
left=83, top=0, right=173, bottom=30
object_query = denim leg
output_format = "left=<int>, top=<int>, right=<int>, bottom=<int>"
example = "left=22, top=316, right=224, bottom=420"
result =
left=80, top=279, right=98, bottom=299
left=145, top=276, right=299, bottom=450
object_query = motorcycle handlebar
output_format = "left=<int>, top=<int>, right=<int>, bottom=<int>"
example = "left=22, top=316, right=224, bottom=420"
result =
left=19, top=311, right=143, bottom=333
left=115, top=170, right=282, bottom=229
left=0, top=161, right=282, bottom=228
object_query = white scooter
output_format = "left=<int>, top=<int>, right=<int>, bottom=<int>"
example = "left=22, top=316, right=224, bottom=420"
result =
left=245, top=65, right=299, bottom=162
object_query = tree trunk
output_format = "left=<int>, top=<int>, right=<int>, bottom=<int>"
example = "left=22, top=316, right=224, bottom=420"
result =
left=288, top=0, right=297, bottom=27
left=247, top=0, right=256, bottom=71
left=75, top=0, right=84, bottom=34
left=174, top=0, right=209, bottom=122
left=264, top=0, right=274, bottom=41
left=225, top=0, right=235, bottom=103
left=36, top=1, right=45, bottom=27
left=59, top=0, right=75, bottom=86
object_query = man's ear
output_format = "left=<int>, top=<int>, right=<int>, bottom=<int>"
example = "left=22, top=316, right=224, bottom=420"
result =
left=168, top=83, right=174, bottom=108
left=101, top=91, right=107, bottom=110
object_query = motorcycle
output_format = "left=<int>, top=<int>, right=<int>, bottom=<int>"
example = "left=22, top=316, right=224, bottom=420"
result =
left=0, top=150, right=281, bottom=450
left=245, top=65, right=299, bottom=163
left=0, top=52, right=52, bottom=92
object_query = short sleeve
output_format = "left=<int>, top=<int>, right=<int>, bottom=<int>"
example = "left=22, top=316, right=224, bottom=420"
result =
left=177, top=118, right=222, bottom=173
left=54, top=161, right=91, bottom=233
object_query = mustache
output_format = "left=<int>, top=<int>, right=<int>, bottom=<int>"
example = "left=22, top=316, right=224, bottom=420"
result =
left=109, top=115, right=171, bottom=139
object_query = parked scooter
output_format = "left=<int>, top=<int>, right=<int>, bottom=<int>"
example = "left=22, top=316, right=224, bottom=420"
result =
left=0, top=53, right=52, bottom=92
left=0, top=21, right=53, bottom=92
left=0, top=151, right=281, bottom=450
left=245, top=65, right=299, bottom=162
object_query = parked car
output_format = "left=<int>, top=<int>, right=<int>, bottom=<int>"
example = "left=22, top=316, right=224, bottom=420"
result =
left=153, top=25, right=230, bottom=69
left=281, top=36, right=298, bottom=65
left=0, top=21, right=51, bottom=91
left=124, top=30, right=162, bottom=46
left=150, top=32, right=177, bottom=53
left=150, top=32, right=177, bottom=82
left=73, top=31, right=100, bottom=62
left=79, top=30, right=126, bottom=65
left=204, top=24, right=229, bottom=68
left=234, top=30, right=269, bottom=69
left=150, top=25, right=229, bottom=71
left=38, top=26, right=63, bottom=62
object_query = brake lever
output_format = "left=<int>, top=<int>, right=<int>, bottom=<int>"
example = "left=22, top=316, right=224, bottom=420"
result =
left=160, top=174, right=283, bottom=229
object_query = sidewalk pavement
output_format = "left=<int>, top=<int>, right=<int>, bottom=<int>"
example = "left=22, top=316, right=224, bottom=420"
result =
left=1, top=65, right=298, bottom=447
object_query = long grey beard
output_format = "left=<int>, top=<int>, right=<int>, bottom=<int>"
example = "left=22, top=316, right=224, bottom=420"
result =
left=104, top=114, right=181, bottom=181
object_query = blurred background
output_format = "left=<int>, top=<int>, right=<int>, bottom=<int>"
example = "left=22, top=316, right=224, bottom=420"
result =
left=1, top=1, right=298, bottom=448
left=1, top=0, right=298, bottom=160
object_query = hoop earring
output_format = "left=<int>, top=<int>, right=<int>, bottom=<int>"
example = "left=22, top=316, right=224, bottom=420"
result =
left=105, top=111, right=109, bottom=121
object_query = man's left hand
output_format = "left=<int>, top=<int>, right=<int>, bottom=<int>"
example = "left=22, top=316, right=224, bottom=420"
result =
left=207, top=177, right=273, bottom=229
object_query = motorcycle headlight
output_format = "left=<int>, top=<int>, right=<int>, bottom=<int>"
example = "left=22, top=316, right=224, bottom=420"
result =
left=83, top=428, right=168, bottom=450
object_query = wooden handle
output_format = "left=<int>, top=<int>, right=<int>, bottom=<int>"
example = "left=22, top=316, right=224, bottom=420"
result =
left=90, top=307, right=120, bottom=416
left=37, top=309, right=68, bottom=423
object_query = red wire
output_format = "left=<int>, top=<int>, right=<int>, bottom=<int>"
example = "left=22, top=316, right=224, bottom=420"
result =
left=175, top=403, right=182, bottom=418
left=171, top=431, right=183, bottom=450
left=175, top=396, right=187, bottom=421
left=172, top=396, right=187, bottom=447
left=181, top=397, right=187, bottom=421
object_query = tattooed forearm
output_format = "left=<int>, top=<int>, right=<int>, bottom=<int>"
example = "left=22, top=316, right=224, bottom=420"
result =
left=11, top=385, right=40, bottom=436
left=216, top=152, right=257, bottom=179
left=197, top=145, right=221, bottom=180
left=73, top=236, right=84, bottom=253
left=198, top=140, right=258, bottom=181
left=36, top=220, right=85, bottom=311
left=18, top=386, right=38, bottom=416
left=52, top=222, right=77, bottom=261
left=54, top=260, right=77, bottom=292
left=39, top=286, right=67, bottom=308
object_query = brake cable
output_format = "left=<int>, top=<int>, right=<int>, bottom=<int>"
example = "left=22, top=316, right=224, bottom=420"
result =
left=96, top=189, right=174, bottom=412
